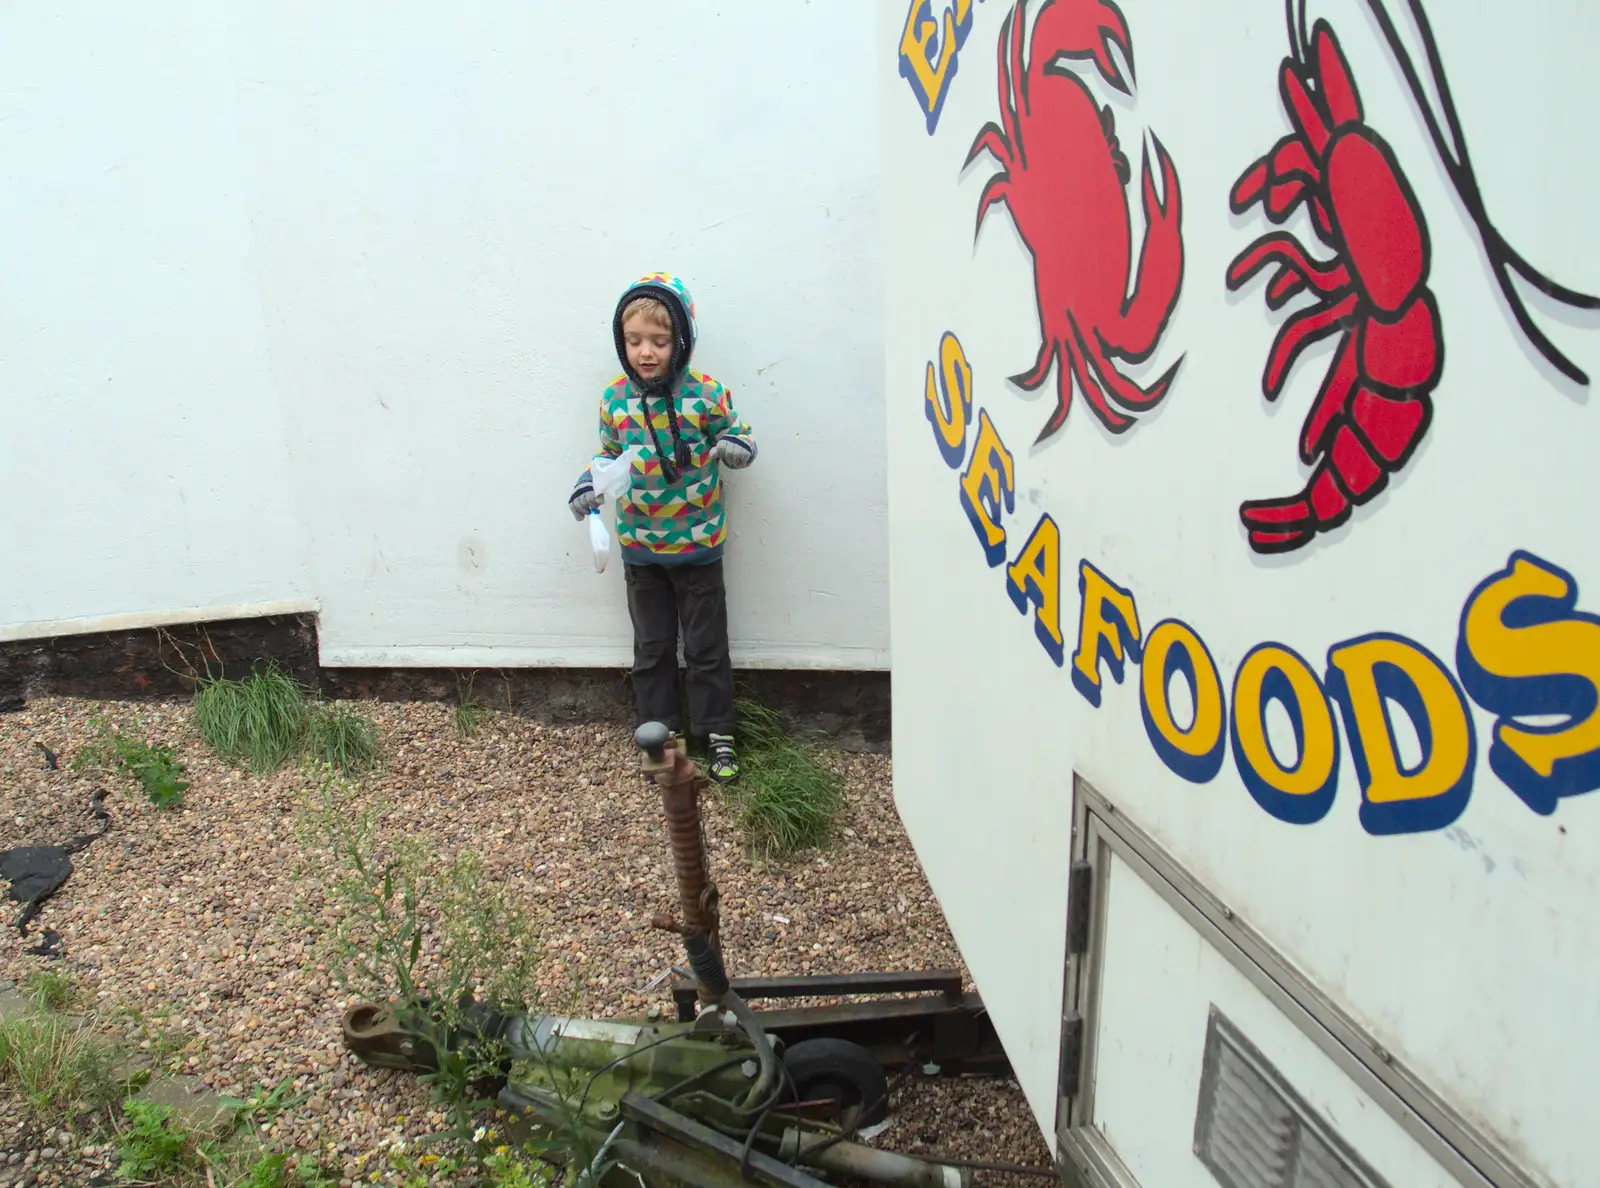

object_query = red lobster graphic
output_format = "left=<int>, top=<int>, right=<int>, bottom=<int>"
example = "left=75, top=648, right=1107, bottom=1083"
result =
left=966, top=0, right=1183, bottom=444
left=1230, top=1, right=1598, bottom=554
left=1227, top=20, right=1439, bottom=554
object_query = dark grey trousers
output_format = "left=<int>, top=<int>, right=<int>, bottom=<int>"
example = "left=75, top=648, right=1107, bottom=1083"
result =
left=623, top=558, right=735, bottom=736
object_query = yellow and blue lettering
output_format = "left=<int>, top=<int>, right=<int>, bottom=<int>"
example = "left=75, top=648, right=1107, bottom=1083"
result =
left=1141, top=620, right=1226, bottom=783
left=1230, top=643, right=1340, bottom=825
left=1005, top=514, right=1064, bottom=666
left=1326, top=633, right=1476, bottom=836
left=959, top=408, right=1015, bottom=567
left=897, top=0, right=983, bottom=136
left=1457, top=550, right=1600, bottom=816
left=1071, top=561, right=1142, bottom=708
left=925, top=331, right=974, bottom=469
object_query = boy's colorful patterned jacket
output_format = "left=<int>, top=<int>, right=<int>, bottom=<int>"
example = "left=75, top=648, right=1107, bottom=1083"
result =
left=570, top=273, right=756, bottom=566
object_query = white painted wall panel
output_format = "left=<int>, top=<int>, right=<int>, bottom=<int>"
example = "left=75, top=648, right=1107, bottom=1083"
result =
left=0, top=5, right=308, bottom=630
left=2, top=1, right=887, bottom=669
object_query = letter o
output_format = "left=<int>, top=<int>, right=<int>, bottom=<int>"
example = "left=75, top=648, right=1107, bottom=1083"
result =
left=1230, top=642, right=1340, bottom=824
left=1140, top=620, right=1226, bottom=783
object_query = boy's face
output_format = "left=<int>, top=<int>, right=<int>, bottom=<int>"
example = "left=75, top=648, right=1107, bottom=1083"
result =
left=623, top=312, right=674, bottom=381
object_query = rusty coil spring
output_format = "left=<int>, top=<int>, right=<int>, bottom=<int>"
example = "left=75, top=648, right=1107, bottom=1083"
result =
left=661, top=780, right=720, bottom=946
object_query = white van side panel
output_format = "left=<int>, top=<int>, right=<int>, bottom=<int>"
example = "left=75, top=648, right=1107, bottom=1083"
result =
left=881, top=2, right=1600, bottom=1184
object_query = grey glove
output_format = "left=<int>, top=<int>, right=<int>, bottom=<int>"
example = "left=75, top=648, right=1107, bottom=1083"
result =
left=569, top=486, right=600, bottom=521
left=714, top=438, right=755, bottom=470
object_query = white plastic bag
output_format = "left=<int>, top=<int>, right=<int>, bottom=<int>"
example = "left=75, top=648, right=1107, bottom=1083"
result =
left=592, top=445, right=642, bottom=502
left=585, top=446, right=641, bottom=573
left=589, top=510, right=611, bottom=572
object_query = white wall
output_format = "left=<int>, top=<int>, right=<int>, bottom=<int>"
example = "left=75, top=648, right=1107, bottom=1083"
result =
left=883, top=0, right=1600, bottom=1182
left=1, top=0, right=888, bottom=670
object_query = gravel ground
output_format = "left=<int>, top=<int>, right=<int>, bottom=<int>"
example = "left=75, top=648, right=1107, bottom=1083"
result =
left=0, top=696, right=1053, bottom=1186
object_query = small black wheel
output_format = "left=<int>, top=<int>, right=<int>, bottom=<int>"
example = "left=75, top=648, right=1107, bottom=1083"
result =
left=780, top=1038, right=890, bottom=1127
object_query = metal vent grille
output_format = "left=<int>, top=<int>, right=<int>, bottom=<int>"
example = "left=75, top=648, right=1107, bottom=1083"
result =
left=1194, top=1008, right=1392, bottom=1188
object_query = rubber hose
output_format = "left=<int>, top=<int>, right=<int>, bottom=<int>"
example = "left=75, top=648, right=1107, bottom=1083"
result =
left=683, top=931, right=730, bottom=998
left=719, top=989, right=781, bottom=1112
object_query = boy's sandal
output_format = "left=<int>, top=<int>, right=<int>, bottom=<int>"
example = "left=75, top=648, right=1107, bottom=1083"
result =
left=707, top=734, right=740, bottom=784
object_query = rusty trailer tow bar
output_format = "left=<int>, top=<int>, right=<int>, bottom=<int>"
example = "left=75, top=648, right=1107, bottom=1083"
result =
left=636, top=721, right=725, bottom=1009
left=632, top=722, right=1008, bottom=1085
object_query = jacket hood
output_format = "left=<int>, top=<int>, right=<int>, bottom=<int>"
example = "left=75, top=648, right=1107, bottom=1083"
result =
left=612, top=272, right=698, bottom=391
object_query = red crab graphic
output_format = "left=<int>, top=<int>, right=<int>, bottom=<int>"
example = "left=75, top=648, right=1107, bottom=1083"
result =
left=1227, top=18, right=1441, bottom=554
left=966, top=0, right=1184, bottom=443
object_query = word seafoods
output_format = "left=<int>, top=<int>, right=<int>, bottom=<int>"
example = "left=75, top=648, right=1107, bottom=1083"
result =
left=922, top=330, right=1600, bottom=838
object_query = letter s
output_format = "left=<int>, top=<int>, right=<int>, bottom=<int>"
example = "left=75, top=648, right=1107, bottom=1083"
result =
left=1458, top=551, right=1600, bottom=816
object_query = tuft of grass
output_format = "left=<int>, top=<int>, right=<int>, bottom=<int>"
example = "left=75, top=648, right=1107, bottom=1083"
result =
left=195, top=661, right=382, bottom=776
left=0, top=1014, right=124, bottom=1122
left=733, top=697, right=795, bottom=752
left=723, top=697, right=844, bottom=860
left=455, top=673, right=490, bottom=737
left=307, top=701, right=381, bottom=775
left=194, top=660, right=309, bottom=773
left=25, top=968, right=76, bottom=1013
left=73, top=720, right=189, bottom=809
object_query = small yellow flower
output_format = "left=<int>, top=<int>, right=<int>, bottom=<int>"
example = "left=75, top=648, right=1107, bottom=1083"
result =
left=496, top=1145, right=509, bottom=1156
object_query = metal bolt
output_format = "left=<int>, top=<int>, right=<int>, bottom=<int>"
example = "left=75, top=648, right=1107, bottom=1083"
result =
left=922, top=1063, right=941, bottom=1076
left=741, top=1060, right=758, bottom=1078
left=598, top=1102, right=618, bottom=1120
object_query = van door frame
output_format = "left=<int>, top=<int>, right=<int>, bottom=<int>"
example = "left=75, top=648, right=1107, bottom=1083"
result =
left=1054, top=773, right=1530, bottom=1188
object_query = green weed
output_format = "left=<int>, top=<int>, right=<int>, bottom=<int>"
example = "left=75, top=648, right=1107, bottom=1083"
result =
left=243, top=1152, right=290, bottom=1187
left=234, top=1150, right=342, bottom=1188
left=116, top=1097, right=221, bottom=1182
left=219, top=1076, right=310, bottom=1128
left=289, top=1152, right=344, bottom=1187
left=107, top=1001, right=204, bottom=1076
left=356, top=1136, right=555, bottom=1187
left=74, top=720, right=189, bottom=809
left=724, top=697, right=844, bottom=860
left=291, top=763, right=544, bottom=1148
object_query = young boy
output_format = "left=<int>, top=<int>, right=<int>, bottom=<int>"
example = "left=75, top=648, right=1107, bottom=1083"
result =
left=568, top=273, right=757, bottom=782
